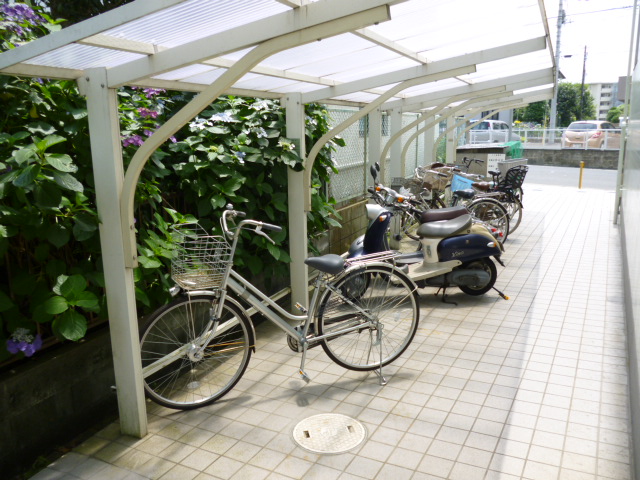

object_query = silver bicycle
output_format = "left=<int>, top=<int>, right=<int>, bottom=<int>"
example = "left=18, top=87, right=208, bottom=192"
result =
left=139, top=206, right=420, bottom=410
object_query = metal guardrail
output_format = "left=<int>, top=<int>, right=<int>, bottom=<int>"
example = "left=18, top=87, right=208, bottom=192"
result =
left=468, top=128, right=622, bottom=150
left=513, top=128, right=622, bottom=150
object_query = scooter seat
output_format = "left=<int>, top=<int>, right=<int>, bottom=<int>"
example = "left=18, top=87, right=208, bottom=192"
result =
left=417, top=214, right=472, bottom=239
left=473, top=182, right=492, bottom=192
left=419, top=205, right=468, bottom=223
left=452, top=189, right=476, bottom=200
left=305, top=254, right=344, bottom=275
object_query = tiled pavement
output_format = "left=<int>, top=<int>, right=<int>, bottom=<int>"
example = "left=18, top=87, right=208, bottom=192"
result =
left=32, top=183, right=631, bottom=480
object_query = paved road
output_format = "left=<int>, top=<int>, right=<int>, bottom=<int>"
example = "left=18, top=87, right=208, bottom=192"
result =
left=525, top=164, right=618, bottom=191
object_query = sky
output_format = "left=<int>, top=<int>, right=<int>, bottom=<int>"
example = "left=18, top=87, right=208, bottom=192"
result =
left=543, top=0, right=637, bottom=84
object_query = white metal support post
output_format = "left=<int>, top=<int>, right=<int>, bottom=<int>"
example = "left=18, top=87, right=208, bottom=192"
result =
left=445, top=116, right=456, bottom=163
left=389, top=108, right=403, bottom=181
left=79, top=68, right=147, bottom=437
left=368, top=108, right=382, bottom=181
left=422, top=116, right=435, bottom=165
left=284, top=94, right=309, bottom=310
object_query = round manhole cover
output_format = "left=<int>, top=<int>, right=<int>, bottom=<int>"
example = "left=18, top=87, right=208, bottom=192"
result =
left=292, top=414, right=367, bottom=454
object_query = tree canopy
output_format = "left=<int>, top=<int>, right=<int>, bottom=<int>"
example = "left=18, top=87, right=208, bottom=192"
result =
left=515, top=82, right=597, bottom=128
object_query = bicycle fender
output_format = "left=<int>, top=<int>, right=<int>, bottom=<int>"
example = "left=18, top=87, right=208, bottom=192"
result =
left=222, top=295, right=257, bottom=353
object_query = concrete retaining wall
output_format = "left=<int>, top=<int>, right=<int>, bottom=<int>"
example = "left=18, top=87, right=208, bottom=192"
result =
left=523, top=148, right=620, bottom=169
left=0, top=328, right=117, bottom=478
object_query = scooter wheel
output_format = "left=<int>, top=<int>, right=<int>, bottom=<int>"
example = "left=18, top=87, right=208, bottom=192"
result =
left=458, top=258, right=497, bottom=296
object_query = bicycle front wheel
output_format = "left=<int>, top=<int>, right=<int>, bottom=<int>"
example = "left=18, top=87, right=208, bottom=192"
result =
left=140, top=295, right=253, bottom=410
left=467, top=198, right=510, bottom=242
left=315, top=264, right=419, bottom=371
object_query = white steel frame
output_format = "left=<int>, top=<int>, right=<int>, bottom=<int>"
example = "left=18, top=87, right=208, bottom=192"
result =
left=0, top=0, right=557, bottom=437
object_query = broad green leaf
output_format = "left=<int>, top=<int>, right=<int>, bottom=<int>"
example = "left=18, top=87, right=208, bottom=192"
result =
left=69, top=107, right=88, bottom=120
left=53, top=310, right=87, bottom=341
left=12, top=147, right=36, bottom=165
left=71, top=291, right=100, bottom=312
left=137, top=255, right=162, bottom=269
left=46, top=153, right=77, bottom=173
left=46, top=260, right=67, bottom=280
left=0, top=170, right=20, bottom=186
left=12, top=131, right=30, bottom=142
left=32, top=303, right=54, bottom=324
left=73, top=212, right=98, bottom=241
left=34, top=182, right=62, bottom=209
left=73, top=212, right=98, bottom=232
left=266, top=242, right=281, bottom=261
left=13, top=164, right=41, bottom=187
left=0, top=290, right=14, bottom=312
left=26, top=122, right=57, bottom=136
left=53, top=171, right=84, bottom=192
left=43, top=296, right=69, bottom=315
left=60, top=274, right=87, bottom=298
left=326, top=217, right=342, bottom=228
left=48, top=224, right=70, bottom=248
left=36, top=134, right=66, bottom=152
left=135, top=287, right=151, bottom=308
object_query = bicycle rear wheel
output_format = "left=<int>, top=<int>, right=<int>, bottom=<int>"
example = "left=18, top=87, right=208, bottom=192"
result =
left=140, top=295, right=253, bottom=410
left=504, top=197, right=523, bottom=233
left=315, top=264, right=419, bottom=371
left=467, top=197, right=510, bottom=242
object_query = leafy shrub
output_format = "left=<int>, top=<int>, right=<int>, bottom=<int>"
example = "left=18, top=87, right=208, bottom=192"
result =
left=0, top=3, right=342, bottom=362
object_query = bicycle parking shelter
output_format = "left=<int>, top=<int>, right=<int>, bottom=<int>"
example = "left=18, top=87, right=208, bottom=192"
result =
left=0, top=0, right=556, bottom=437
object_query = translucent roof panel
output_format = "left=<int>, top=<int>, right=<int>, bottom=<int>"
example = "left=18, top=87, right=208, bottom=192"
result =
left=0, top=0, right=555, bottom=111
left=102, top=0, right=291, bottom=49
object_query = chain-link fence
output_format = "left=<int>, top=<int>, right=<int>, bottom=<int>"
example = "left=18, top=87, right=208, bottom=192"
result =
left=326, top=108, right=428, bottom=203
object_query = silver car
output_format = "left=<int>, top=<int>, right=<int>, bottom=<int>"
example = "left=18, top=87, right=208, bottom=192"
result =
left=469, top=120, right=521, bottom=144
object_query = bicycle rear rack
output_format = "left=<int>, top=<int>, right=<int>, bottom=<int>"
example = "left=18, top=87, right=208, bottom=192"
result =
left=344, top=251, right=400, bottom=267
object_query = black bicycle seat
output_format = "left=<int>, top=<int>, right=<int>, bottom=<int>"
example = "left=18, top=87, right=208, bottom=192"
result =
left=305, top=254, right=345, bottom=275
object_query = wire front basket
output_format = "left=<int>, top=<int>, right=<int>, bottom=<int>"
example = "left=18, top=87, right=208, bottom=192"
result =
left=170, top=223, right=232, bottom=291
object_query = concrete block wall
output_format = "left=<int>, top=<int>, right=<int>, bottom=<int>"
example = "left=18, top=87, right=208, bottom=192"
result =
left=523, top=148, right=620, bottom=169
left=327, top=198, right=369, bottom=255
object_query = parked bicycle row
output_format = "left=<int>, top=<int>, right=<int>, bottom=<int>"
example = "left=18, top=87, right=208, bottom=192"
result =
left=137, top=159, right=528, bottom=410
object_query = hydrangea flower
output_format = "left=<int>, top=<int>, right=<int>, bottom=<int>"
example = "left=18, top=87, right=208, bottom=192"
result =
left=142, top=88, right=166, bottom=99
left=189, top=118, right=212, bottom=131
left=123, top=134, right=144, bottom=147
left=6, top=328, right=42, bottom=357
left=210, top=112, right=233, bottom=123
left=138, top=107, right=158, bottom=119
left=232, top=151, right=246, bottom=164
left=255, top=127, right=268, bottom=138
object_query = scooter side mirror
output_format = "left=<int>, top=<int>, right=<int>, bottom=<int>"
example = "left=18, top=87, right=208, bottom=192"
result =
left=369, top=164, right=378, bottom=182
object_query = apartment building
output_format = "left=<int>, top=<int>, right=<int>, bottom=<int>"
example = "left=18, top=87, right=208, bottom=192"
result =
left=589, top=82, right=622, bottom=121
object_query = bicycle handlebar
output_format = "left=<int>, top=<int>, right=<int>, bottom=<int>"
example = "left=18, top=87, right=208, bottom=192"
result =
left=222, top=205, right=282, bottom=241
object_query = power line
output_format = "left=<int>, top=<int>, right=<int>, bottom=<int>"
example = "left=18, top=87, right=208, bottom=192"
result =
left=548, top=4, right=634, bottom=20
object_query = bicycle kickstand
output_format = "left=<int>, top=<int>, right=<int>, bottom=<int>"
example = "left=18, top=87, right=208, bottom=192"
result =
left=374, top=324, right=388, bottom=386
left=298, top=341, right=311, bottom=384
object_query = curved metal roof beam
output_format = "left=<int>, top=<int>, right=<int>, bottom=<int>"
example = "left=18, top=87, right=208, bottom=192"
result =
left=302, top=36, right=546, bottom=104
left=302, top=65, right=476, bottom=210
left=119, top=5, right=392, bottom=266
left=378, top=86, right=508, bottom=176
left=406, top=91, right=517, bottom=170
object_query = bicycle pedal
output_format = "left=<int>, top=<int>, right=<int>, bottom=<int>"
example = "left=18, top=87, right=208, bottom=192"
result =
left=299, top=370, right=311, bottom=383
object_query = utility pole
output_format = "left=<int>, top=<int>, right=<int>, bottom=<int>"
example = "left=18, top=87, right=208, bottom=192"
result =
left=549, top=0, right=565, bottom=130
left=580, top=46, right=587, bottom=119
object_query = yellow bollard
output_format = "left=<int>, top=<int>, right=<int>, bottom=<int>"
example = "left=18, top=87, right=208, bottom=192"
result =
left=579, top=161, right=584, bottom=189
